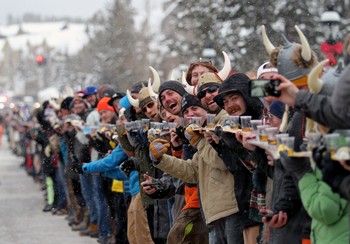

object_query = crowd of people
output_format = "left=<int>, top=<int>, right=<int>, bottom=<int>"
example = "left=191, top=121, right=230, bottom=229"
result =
left=2, top=25, right=350, bottom=244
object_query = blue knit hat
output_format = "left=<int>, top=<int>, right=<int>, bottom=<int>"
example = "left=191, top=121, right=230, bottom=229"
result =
left=269, top=101, right=285, bottom=119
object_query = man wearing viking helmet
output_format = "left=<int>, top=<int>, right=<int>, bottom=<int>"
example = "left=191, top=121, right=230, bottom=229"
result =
left=259, top=25, right=319, bottom=244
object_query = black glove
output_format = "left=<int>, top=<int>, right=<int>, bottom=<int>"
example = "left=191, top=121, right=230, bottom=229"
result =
left=176, top=126, right=189, bottom=144
left=137, top=128, right=149, bottom=148
left=215, top=126, right=240, bottom=149
left=120, top=157, right=139, bottom=177
left=280, top=151, right=312, bottom=180
left=314, top=148, right=350, bottom=193
left=72, top=156, right=84, bottom=174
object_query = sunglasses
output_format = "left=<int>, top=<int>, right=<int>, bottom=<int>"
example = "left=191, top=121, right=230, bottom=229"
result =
left=142, top=101, right=156, bottom=113
left=197, top=85, right=219, bottom=100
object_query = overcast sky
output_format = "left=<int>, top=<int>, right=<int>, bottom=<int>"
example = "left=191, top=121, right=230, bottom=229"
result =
left=1, top=0, right=112, bottom=24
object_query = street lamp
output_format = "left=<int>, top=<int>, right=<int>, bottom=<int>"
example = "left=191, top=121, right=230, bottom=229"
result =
left=320, top=4, right=342, bottom=66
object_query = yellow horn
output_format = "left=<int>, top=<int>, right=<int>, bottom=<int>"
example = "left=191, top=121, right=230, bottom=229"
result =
left=279, top=105, right=289, bottom=133
left=126, top=89, right=139, bottom=107
left=217, top=51, right=231, bottom=81
left=262, top=25, right=276, bottom=55
left=295, top=25, right=312, bottom=62
left=307, top=59, right=328, bottom=93
left=149, top=66, right=160, bottom=92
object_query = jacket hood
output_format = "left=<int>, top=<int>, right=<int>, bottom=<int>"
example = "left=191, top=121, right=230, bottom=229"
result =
left=214, top=73, right=264, bottom=119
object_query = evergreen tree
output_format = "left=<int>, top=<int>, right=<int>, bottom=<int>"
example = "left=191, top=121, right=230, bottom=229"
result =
left=162, top=0, right=327, bottom=72
left=74, top=0, right=149, bottom=91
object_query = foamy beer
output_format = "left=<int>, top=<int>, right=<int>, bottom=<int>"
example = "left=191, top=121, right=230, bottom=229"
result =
left=265, top=127, right=278, bottom=145
left=323, top=133, right=340, bottom=156
left=257, top=125, right=269, bottom=141
left=229, top=116, right=240, bottom=130
left=240, top=116, right=252, bottom=132
left=206, top=114, right=216, bottom=128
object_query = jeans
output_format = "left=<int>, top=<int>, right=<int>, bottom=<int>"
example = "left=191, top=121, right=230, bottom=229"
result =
left=79, top=174, right=98, bottom=224
left=55, top=161, right=67, bottom=209
left=208, top=213, right=244, bottom=244
left=91, top=175, right=110, bottom=237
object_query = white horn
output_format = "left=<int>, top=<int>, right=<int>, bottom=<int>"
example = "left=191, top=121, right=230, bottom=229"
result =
left=262, top=25, right=276, bottom=55
left=217, top=51, right=231, bottom=81
left=126, top=89, right=139, bottom=107
left=307, top=60, right=328, bottom=93
left=295, top=25, right=312, bottom=62
left=148, top=78, right=158, bottom=100
left=149, top=66, right=160, bottom=92
left=182, top=71, right=195, bottom=95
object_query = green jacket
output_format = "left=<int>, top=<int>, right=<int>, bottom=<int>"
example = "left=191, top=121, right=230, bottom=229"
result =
left=299, top=168, right=349, bottom=244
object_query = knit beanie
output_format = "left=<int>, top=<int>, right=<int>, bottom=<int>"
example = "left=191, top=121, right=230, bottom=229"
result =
left=181, top=94, right=204, bottom=114
left=60, top=97, right=73, bottom=110
left=158, top=80, right=187, bottom=106
left=269, top=101, right=285, bottom=119
left=97, top=97, right=114, bottom=113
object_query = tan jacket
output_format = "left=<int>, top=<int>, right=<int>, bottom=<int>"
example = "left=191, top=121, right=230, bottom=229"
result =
left=155, top=138, right=238, bottom=224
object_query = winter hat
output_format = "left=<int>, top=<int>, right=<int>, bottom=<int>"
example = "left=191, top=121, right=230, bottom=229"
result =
left=83, top=86, right=98, bottom=98
left=214, top=73, right=264, bottom=119
left=196, top=73, right=222, bottom=95
left=119, top=95, right=131, bottom=109
left=158, top=80, right=186, bottom=106
left=214, top=73, right=250, bottom=107
left=181, top=93, right=204, bottom=114
left=107, top=92, right=126, bottom=106
left=97, top=97, right=114, bottom=113
left=60, top=96, right=73, bottom=110
left=130, top=81, right=148, bottom=93
left=269, top=101, right=285, bottom=119
left=256, top=62, right=278, bottom=78
left=98, top=85, right=115, bottom=98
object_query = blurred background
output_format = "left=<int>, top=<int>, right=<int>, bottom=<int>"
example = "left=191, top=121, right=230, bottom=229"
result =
left=0, top=0, right=349, bottom=107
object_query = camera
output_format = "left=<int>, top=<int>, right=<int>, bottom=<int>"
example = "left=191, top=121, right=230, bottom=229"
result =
left=249, top=79, right=281, bottom=97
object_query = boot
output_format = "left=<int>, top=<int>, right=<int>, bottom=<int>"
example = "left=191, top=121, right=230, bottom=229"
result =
left=79, top=223, right=99, bottom=237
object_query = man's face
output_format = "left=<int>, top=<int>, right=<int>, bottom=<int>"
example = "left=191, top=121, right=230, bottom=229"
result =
left=223, top=92, right=246, bottom=116
left=99, top=109, right=115, bottom=123
left=160, top=108, right=179, bottom=123
left=268, top=113, right=282, bottom=129
left=198, top=85, right=220, bottom=113
left=85, top=94, right=98, bottom=107
left=160, top=90, right=182, bottom=115
left=183, top=105, right=207, bottom=125
left=191, top=65, right=210, bottom=86
left=141, top=100, right=160, bottom=121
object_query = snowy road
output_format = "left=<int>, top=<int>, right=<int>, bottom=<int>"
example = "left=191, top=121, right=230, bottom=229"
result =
left=0, top=137, right=96, bottom=244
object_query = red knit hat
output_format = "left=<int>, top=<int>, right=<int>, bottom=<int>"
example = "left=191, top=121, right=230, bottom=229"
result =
left=97, top=97, right=114, bottom=112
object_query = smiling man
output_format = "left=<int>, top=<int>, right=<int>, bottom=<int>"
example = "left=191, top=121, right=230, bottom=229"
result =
left=158, top=81, right=187, bottom=116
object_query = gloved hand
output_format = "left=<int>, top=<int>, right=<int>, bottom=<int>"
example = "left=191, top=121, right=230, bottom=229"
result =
left=185, top=124, right=203, bottom=148
left=149, top=139, right=171, bottom=162
left=176, top=126, right=189, bottom=144
left=137, top=128, right=149, bottom=148
left=215, top=126, right=241, bottom=149
left=280, top=151, right=312, bottom=180
left=120, top=157, right=140, bottom=177
left=72, top=156, right=84, bottom=174
left=313, top=148, right=349, bottom=193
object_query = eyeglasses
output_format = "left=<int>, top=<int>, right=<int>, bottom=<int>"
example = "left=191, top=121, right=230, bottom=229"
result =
left=142, top=101, right=156, bottom=113
left=197, top=85, right=219, bottom=100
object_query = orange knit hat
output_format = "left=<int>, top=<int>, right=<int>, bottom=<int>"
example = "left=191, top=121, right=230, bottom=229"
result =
left=97, top=97, right=114, bottom=112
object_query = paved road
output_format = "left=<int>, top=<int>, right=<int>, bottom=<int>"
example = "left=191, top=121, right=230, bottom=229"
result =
left=0, top=137, right=96, bottom=244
